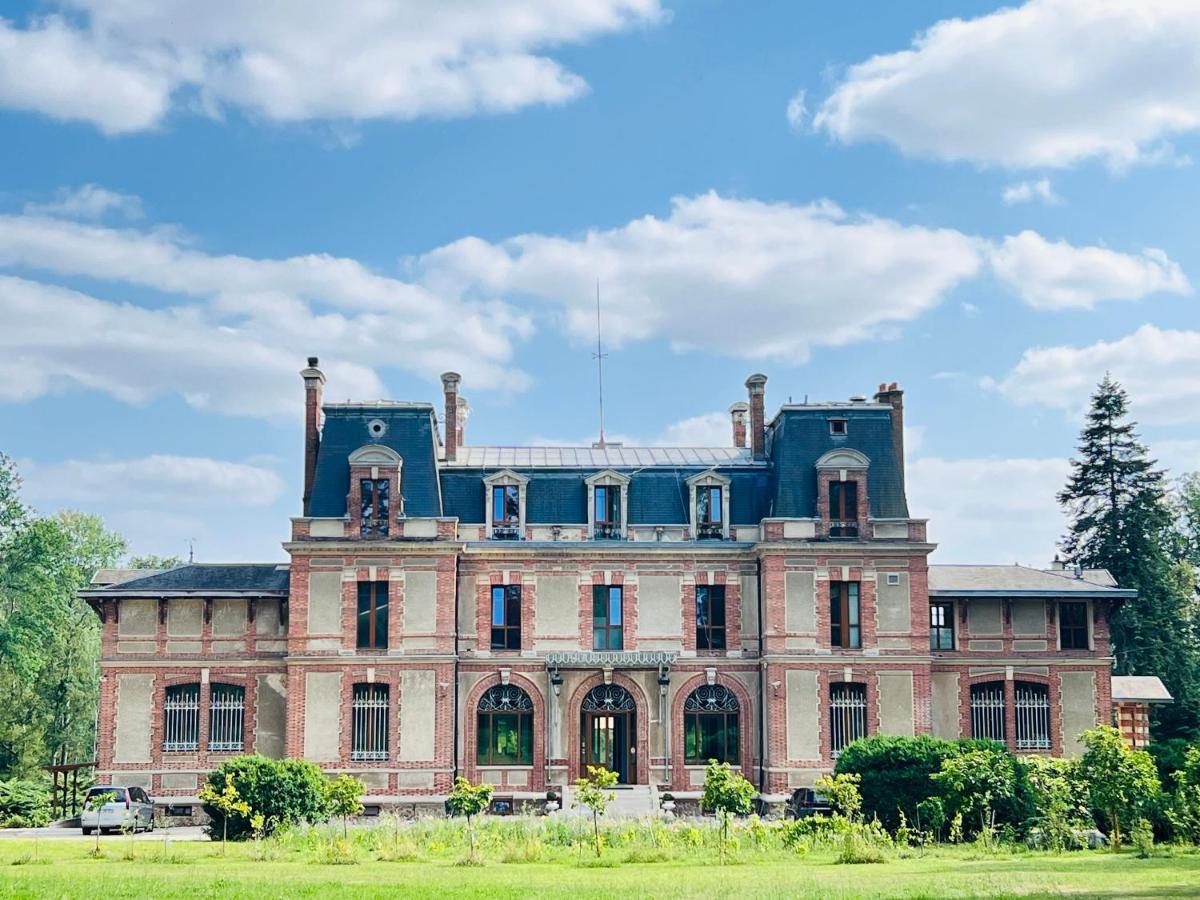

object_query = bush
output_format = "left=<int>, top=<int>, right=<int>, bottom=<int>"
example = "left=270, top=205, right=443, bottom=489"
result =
left=203, top=756, right=330, bottom=842
left=835, top=735, right=1032, bottom=833
left=0, top=779, right=52, bottom=828
left=1147, top=738, right=1191, bottom=784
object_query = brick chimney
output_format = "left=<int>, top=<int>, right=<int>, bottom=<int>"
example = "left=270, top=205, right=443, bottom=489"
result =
left=301, top=356, right=325, bottom=516
left=441, top=372, right=461, bottom=461
left=745, top=374, right=767, bottom=459
left=729, top=402, right=749, bottom=448
left=874, top=381, right=905, bottom=492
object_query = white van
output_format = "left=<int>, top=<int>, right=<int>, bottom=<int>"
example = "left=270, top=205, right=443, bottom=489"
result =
left=80, top=786, right=155, bottom=835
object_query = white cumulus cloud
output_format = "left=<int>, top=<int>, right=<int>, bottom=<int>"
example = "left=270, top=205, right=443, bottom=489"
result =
left=0, top=1, right=663, bottom=133
left=908, top=455, right=1070, bottom=564
left=416, top=192, right=985, bottom=361
left=988, top=230, right=1190, bottom=310
left=1002, top=179, right=1060, bottom=206
left=993, top=325, right=1200, bottom=425
left=814, top=0, right=1200, bottom=169
left=23, top=183, right=144, bottom=220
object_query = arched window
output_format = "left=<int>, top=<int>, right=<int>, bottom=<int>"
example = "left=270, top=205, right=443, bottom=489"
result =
left=209, top=683, right=245, bottom=751
left=1015, top=682, right=1050, bottom=750
left=970, top=681, right=1006, bottom=743
left=163, top=683, right=200, bottom=752
left=684, top=684, right=740, bottom=765
left=476, top=685, right=534, bottom=766
left=829, top=682, right=867, bottom=756
left=352, top=683, right=390, bottom=761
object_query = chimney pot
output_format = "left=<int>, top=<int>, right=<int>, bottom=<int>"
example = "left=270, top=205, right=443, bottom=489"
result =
left=874, top=380, right=905, bottom=495
left=745, top=374, right=768, bottom=459
left=307, top=356, right=319, bottom=367
left=729, top=402, right=749, bottom=448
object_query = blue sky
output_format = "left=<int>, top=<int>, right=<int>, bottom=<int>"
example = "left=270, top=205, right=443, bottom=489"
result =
left=1, top=0, right=1197, bottom=564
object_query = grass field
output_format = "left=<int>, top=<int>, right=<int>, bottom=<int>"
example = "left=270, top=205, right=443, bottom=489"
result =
left=0, top=837, right=1198, bottom=899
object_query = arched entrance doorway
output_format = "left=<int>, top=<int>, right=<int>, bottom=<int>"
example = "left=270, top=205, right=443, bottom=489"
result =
left=580, top=684, right=636, bottom=784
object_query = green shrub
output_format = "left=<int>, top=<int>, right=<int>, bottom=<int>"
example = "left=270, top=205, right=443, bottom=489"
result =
left=1147, top=738, right=1191, bottom=784
left=203, top=755, right=330, bottom=842
left=0, top=779, right=52, bottom=828
left=835, top=735, right=1033, bottom=833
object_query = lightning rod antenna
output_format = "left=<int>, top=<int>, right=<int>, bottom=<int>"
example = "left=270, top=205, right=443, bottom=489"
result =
left=593, top=279, right=608, bottom=448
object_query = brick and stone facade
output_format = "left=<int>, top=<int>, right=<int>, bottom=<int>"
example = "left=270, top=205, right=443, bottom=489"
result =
left=83, top=362, right=1135, bottom=808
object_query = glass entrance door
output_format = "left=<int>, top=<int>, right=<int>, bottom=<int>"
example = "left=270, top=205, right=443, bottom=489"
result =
left=582, top=711, right=633, bottom=783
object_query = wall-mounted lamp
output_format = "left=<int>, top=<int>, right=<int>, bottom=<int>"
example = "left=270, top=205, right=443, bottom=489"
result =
left=550, top=667, right=563, bottom=697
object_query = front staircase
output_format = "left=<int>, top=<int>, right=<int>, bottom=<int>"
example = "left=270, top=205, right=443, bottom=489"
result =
left=561, top=783, right=657, bottom=819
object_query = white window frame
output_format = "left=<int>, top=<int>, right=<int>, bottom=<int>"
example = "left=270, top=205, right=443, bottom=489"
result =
left=686, top=470, right=732, bottom=540
left=483, top=469, right=529, bottom=540
left=585, top=469, right=630, bottom=540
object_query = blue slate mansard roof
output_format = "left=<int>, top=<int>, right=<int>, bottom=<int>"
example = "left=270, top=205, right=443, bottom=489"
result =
left=302, top=395, right=907, bottom=527
left=81, top=564, right=291, bottom=596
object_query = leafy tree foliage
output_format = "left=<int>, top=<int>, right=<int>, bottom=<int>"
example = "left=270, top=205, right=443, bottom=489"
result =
left=1078, top=725, right=1161, bottom=846
left=573, top=765, right=618, bottom=857
left=931, top=746, right=1018, bottom=834
left=1058, top=376, right=1200, bottom=739
left=125, top=554, right=185, bottom=570
left=446, top=776, right=493, bottom=860
left=324, top=773, right=365, bottom=839
left=0, top=458, right=127, bottom=774
left=701, top=760, right=755, bottom=861
left=203, top=755, right=330, bottom=841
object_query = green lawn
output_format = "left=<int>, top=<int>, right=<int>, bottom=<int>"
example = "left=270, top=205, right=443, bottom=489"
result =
left=0, top=839, right=1198, bottom=899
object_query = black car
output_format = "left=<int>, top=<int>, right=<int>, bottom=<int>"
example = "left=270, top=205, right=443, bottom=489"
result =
left=787, top=787, right=832, bottom=819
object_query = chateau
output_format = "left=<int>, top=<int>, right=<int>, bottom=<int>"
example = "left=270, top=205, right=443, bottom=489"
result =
left=83, top=360, right=1133, bottom=811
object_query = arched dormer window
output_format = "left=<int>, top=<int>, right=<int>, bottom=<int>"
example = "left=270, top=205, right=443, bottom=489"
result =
left=348, top=444, right=403, bottom=537
left=687, top=470, right=731, bottom=540
left=815, top=449, right=869, bottom=539
left=483, top=469, right=529, bottom=540
left=585, top=470, right=630, bottom=540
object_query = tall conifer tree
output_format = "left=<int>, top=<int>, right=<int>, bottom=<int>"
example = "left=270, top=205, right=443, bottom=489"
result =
left=1058, top=376, right=1199, bottom=739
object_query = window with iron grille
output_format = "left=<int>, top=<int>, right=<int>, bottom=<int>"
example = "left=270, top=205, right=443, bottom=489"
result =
left=696, top=585, right=726, bottom=651
left=930, top=601, right=955, bottom=650
left=163, top=683, right=200, bottom=752
left=684, top=684, right=740, bottom=764
left=830, top=682, right=867, bottom=756
left=593, top=485, right=622, bottom=539
left=491, top=585, right=522, bottom=651
left=208, top=683, right=245, bottom=751
left=829, top=480, right=858, bottom=538
left=1059, top=601, right=1089, bottom=650
left=695, top=485, right=723, bottom=540
left=970, top=682, right=1007, bottom=743
left=830, top=581, right=861, bottom=648
left=357, top=580, right=389, bottom=650
left=359, top=478, right=390, bottom=536
left=592, top=584, right=623, bottom=650
left=476, top=685, right=534, bottom=765
left=491, top=484, right=520, bottom=539
left=1014, top=681, right=1051, bottom=750
left=351, top=683, right=390, bottom=761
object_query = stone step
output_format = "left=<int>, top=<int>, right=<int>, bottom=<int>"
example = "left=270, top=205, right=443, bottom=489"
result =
left=560, top=783, right=657, bottom=820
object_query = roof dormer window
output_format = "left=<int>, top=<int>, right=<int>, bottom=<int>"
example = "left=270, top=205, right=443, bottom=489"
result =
left=829, top=419, right=847, bottom=436
left=347, top=444, right=403, bottom=540
left=585, top=470, right=630, bottom=540
left=483, top=470, right=529, bottom=540
left=360, top=478, right=390, bottom=537
left=687, top=470, right=731, bottom=541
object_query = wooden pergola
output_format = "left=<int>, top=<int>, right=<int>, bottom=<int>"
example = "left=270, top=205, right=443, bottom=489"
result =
left=42, top=761, right=95, bottom=819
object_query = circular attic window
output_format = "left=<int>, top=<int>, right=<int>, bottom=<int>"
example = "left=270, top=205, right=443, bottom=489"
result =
left=367, top=418, right=387, bottom=439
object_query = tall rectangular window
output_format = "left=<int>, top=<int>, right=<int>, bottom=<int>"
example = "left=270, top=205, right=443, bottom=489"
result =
left=491, top=585, right=522, bottom=651
left=830, top=683, right=866, bottom=756
left=970, top=682, right=1006, bottom=742
left=1059, top=601, right=1089, bottom=649
left=696, top=485, right=723, bottom=539
left=491, top=484, right=520, bottom=539
left=208, top=683, right=245, bottom=751
left=592, top=584, right=623, bottom=650
left=593, top=485, right=622, bottom=539
left=830, top=581, right=861, bottom=649
left=357, top=580, right=389, bottom=650
left=829, top=480, right=858, bottom=538
left=163, top=683, right=200, bottom=752
left=696, top=585, right=727, bottom=651
left=1015, top=682, right=1051, bottom=750
left=359, top=478, right=390, bottom=537
left=351, top=683, right=389, bottom=761
left=930, top=601, right=955, bottom=650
